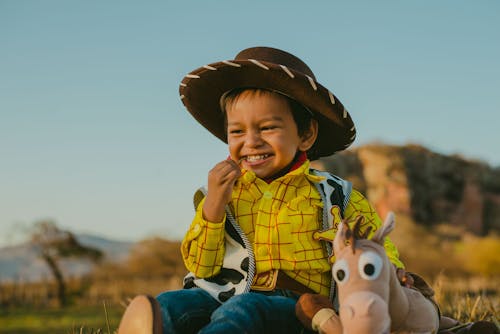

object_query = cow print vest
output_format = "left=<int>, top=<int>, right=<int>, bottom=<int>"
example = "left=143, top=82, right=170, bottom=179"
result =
left=182, top=169, right=352, bottom=304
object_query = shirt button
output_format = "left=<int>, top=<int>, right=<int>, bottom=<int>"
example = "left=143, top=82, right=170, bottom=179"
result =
left=263, top=191, right=272, bottom=199
left=257, top=246, right=269, bottom=256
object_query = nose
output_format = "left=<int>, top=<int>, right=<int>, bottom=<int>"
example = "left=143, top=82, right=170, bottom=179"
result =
left=245, top=130, right=263, bottom=148
left=339, top=291, right=390, bottom=334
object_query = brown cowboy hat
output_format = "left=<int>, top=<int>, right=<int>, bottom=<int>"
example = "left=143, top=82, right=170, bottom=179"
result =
left=179, top=46, right=356, bottom=159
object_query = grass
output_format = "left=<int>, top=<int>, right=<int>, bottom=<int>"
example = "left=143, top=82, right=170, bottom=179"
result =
left=1, top=284, right=497, bottom=333
left=432, top=274, right=499, bottom=329
left=0, top=302, right=122, bottom=334
left=1, top=273, right=497, bottom=333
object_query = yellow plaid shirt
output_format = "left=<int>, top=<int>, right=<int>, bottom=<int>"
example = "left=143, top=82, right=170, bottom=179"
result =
left=182, top=160, right=404, bottom=296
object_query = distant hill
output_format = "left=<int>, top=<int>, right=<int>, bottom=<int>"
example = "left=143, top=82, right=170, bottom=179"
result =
left=0, top=234, right=133, bottom=282
left=313, top=143, right=500, bottom=235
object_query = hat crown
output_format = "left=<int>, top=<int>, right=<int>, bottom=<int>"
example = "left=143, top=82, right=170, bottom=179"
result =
left=180, top=46, right=356, bottom=158
left=235, top=47, right=316, bottom=80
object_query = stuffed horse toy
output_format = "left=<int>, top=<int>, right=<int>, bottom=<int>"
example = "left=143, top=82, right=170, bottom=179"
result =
left=297, top=212, right=440, bottom=334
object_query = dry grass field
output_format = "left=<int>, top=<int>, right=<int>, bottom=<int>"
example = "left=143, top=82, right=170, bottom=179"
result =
left=1, top=220, right=498, bottom=333
left=0, top=275, right=497, bottom=333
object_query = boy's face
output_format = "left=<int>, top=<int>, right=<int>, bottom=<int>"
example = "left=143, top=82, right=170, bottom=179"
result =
left=226, top=90, right=316, bottom=179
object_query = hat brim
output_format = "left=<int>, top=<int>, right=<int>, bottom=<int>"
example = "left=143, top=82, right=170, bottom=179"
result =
left=179, top=59, right=356, bottom=159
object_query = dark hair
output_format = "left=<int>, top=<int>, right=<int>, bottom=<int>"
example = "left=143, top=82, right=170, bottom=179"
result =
left=221, top=88, right=314, bottom=138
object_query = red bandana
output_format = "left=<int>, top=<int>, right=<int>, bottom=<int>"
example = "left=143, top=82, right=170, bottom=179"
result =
left=263, top=151, right=308, bottom=183
left=228, top=151, right=308, bottom=184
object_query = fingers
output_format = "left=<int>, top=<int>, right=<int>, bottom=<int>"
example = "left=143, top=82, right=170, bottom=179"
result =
left=296, top=293, right=335, bottom=330
left=296, top=294, right=316, bottom=329
left=221, top=159, right=241, bottom=175
left=210, top=160, right=241, bottom=184
left=309, top=294, right=334, bottom=309
left=297, top=293, right=334, bottom=316
left=203, top=160, right=242, bottom=223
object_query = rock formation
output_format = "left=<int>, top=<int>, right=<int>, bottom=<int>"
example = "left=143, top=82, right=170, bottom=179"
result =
left=312, top=144, right=500, bottom=235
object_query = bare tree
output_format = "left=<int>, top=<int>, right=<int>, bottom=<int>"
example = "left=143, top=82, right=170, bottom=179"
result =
left=31, top=220, right=102, bottom=307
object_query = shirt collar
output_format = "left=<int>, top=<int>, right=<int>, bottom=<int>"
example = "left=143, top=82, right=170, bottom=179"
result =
left=240, top=159, right=325, bottom=185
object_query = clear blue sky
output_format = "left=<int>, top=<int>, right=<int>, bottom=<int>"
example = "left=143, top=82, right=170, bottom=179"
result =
left=1, top=1, right=499, bottom=245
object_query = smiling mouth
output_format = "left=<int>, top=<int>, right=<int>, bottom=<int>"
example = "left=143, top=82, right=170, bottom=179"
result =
left=240, top=154, right=271, bottom=163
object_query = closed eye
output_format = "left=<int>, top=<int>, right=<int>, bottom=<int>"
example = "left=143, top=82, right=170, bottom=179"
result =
left=260, top=123, right=280, bottom=131
left=228, top=128, right=243, bottom=135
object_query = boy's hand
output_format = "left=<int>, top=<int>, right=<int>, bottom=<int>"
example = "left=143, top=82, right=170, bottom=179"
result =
left=296, top=293, right=334, bottom=330
left=203, top=159, right=241, bottom=223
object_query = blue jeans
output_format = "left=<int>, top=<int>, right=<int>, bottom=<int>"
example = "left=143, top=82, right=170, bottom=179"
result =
left=156, top=288, right=314, bottom=334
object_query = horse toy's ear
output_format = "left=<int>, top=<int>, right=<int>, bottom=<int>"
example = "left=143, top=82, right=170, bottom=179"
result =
left=371, top=212, right=396, bottom=245
left=333, top=220, right=347, bottom=255
left=334, top=216, right=367, bottom=255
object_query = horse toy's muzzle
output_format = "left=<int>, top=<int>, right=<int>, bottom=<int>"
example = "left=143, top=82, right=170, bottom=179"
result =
left=339, top=291, right=391, bottom=334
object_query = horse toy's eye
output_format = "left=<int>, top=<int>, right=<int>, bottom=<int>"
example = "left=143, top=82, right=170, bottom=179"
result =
left=358, top=251, right=383, bottom=280
left=332, top=259, right=350, bottom=284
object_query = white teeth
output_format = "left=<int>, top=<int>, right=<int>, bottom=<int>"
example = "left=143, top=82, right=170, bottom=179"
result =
left=245, top=154, right=269, bottom=162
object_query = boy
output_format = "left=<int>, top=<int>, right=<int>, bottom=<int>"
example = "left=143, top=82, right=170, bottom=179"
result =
left=118, top=47, right=409, bottom=334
